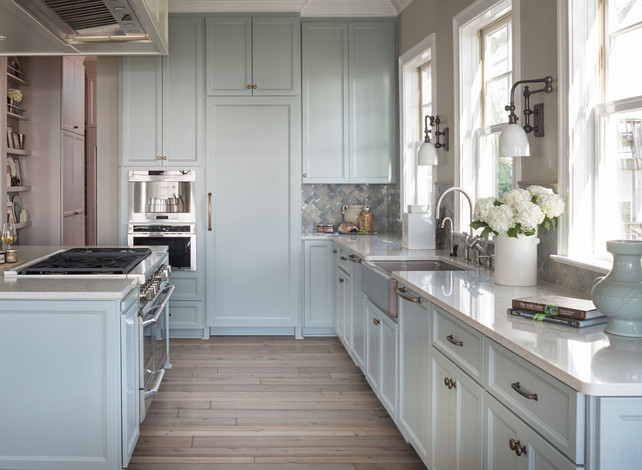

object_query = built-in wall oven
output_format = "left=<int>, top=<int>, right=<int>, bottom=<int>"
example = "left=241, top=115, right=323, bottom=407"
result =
left=128, top=224, right=196, bottom=271
left=129, top=170, right=195, bottom=223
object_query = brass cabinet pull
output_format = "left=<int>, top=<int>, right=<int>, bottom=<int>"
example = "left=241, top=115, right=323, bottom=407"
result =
left=396, top=287, right=421, bottom=304
left=444, top=377, right=456, bottom=389
left=157, top=156, right=162, bottom=160
left=208, top=193, right=212, bottom=231
left=509, top=438, right=527, bottom=456
left=511, top=381, right=538, bottom=401
left=303, top=173, right=308, bottom=178
left=247, top=85, right=252, bottom=89
left=163, top=156, right=168, bottom=160
left=446, top=334, right=463, bottom=347
left=340, top=256, right=348, bottom=261
left=348, top=255, right=361, bottom=264
left=253, top=84, right=258, bottom=89
left=373, top=318, right=380, bottom=326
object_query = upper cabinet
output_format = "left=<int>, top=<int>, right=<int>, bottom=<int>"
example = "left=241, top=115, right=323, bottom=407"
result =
left=302, top=21, right=396, bottom=184
left=120, top=16, right=204, bottom=167
left=205, top=16, right=300, bottom=96
left=61, top=57, right=85, bottom=136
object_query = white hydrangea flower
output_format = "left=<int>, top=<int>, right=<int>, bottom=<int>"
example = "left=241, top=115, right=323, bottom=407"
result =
left=502, top=188, right=531, bottom=207
left=537, top=193, right=565, bottom=218
left=512, top=201, right=545, bottom=230
left=527, top=185, right=553, bottom=198
left=486, top=204, right=515, bottom=234
left=473, top=197, right=495, bottom=221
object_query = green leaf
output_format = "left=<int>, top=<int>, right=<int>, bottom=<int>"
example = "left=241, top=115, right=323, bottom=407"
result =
left=523, top=229, right=536, bottom=236
left=493, top=200, right=503, bottom=207
left=507, top=226, right=519, bottom=238
left=481, top=226, right=494, bottom=240
left=470, top=220, right=488, bottom=230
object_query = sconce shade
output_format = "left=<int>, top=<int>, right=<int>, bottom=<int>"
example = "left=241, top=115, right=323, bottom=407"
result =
left=418, top=140, right=439, bottom=165
left=499, top=123, right=531, bottom=157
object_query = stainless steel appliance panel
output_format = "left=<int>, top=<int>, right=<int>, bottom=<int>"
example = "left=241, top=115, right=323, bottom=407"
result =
left=129, top=170, right=196, bottom=223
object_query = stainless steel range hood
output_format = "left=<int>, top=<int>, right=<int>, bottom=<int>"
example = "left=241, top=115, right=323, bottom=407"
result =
left=0, top=0, right=168, bottom=55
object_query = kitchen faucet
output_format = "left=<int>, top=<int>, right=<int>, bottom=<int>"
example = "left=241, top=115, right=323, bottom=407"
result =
left=435, top=187, right=485, bottom=262
left=440, top=217, right=456, bottom=256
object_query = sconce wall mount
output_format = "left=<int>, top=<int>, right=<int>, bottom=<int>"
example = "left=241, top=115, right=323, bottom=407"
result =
left=505, top=76, right=553, bottom=137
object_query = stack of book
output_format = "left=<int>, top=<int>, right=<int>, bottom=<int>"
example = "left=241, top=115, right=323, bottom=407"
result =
left=507, top=294, right=608, bottom=328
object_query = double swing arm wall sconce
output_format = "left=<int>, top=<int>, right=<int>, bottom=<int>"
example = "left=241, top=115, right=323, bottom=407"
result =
left=418, top=115, right=449, bottom=166
left=499, top=75, right=553, bottom=158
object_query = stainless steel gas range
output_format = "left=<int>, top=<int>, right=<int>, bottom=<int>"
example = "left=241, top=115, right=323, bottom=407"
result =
left=5, top=246, right=174, bottom=422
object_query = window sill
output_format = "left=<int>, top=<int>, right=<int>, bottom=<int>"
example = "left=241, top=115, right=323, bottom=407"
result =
left=550, top=254, right=611, bottom=276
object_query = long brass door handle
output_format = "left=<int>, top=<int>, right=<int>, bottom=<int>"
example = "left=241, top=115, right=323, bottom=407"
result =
left=208, top=193, right=212, bottom=231
left=511, top=381, right=538, bottom=401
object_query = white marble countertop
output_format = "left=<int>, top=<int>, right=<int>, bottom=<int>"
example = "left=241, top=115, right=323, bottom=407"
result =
left=0, top=246, right=137, bottom=300
left=310, top=234, right=641, bottom=396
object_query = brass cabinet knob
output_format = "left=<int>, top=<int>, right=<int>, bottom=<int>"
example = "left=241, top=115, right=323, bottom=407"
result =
left=373, top=318, right=380, bottom=325
left=163, top=156, right=168, bottom=160
left=157, top=156, right=162, bottom=160
left=247, top=85, right=252, bottom=89
left=253, top=84, right=258, bottom=89
left=509, top=439, right=526, bottom=457
left=339, top=278, right=344, bottom=283
left=303, top=173, right=308, bottom=178
left=444, top=377, right=456, bottom=389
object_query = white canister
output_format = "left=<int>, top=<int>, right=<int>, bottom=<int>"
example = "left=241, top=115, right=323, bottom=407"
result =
left=342, top=205, right=368, bottom=225
left=493, top=233, right=540, bottom=286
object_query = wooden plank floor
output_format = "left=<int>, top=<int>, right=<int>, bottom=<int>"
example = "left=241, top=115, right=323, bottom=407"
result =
left=128, top=336, right=426, bottom=470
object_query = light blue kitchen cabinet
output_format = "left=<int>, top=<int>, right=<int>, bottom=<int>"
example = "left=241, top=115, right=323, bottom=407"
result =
left=335, top=263, right=352, bottom=346
left=364, top=298, right=398, bottom=420
left=348, top=252, right=365, bottom=369
left=303, top=240, right=334, bottom=334
left=205, top=97, right=300, bottom=332
left=205, top=16, right=300, bottom=96
left=0, top=291, right=140, bottom=469
left=485, top=393, right=580, bottom=470
left=593, top=397, right=642, bottom=470
left=397, top=285, right=430, bottom=466
left=430, top=347, right=483, bottom=470
left=169, top=300, right=205, bottom=337
left=301, top=21, right=396, bottom=184
left=121, top=16, right=203, bottom=166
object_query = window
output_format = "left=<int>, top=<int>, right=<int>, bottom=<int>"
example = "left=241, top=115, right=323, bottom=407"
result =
left=562, top=0, right=642, bottom=263
left=399, top=35, right=436, bottom=213
left=455, top=0, right=514, bottom=231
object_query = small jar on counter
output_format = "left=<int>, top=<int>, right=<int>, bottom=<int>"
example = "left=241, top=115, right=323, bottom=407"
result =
left=359, top=207, right=372, bottom=233
left=5, top=249, right=18, bottom=263
left=316, top=224, right=335, bottom=233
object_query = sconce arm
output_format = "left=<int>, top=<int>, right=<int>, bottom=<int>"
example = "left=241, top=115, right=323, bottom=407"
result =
left=505, top=76, right=553, bottom=124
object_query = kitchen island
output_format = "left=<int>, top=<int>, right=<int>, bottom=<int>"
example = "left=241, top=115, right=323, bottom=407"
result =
left=0, top=246, right=140, bottom=470
left=305, top=233, right=642, bottom=469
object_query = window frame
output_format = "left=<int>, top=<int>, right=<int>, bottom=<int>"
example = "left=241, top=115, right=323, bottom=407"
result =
left=454, top=0, right=520, bottom=233
left=398, top=34, right=437, bottom=214
left=557, top=0, right=642, bottom=270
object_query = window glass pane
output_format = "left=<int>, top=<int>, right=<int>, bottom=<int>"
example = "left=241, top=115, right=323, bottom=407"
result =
left=597, top=110, right=642, bottom=247
left=485, top=76, right=511, bottom=126
left=607, top=27, right=642, bottom=101
left=609, top=0, right=642, bottom=30
left=484, top=24, right=511, bottom=79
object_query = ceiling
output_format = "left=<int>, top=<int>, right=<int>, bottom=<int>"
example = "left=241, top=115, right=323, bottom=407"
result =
left=168, top=0, right=414, bottom=16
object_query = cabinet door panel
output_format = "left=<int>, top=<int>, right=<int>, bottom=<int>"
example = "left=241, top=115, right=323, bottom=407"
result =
left=432, top=349, right=457, bottom=470
left=348, top=23, right=395, bottom=183
left=485, top=394, right=523, bottom=470
left=205, top=17, right=252, bottom=96
left=253, top=17, right=300, bottom=96
left=398, top=289, right=430, bottom=463
left=164, top=17, right=203, bottom=164
left=302, top=23, right=349, bottom=183
left=365, top=300, right=380, bottom=392
left=379, top=313, right=397, bottom=420
left=121, top=56, right=163, bottom=164
left=304, top=241, right=333, bottom=328
left=205, top=98, right=299, bottom=328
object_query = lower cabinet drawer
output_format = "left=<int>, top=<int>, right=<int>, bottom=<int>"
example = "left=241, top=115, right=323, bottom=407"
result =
left=485, top=339, right=584, bottom=464
left=431, top=304, right=484, bottom=383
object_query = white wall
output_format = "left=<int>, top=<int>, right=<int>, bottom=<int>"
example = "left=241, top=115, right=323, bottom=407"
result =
left=96, top=57, right=120, bottom=245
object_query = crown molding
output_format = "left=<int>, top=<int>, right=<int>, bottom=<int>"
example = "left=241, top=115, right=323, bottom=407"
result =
left=168, top=0, right=409, bottom=16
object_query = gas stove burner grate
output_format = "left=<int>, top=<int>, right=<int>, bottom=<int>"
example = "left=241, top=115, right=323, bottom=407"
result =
left=20, top=247, right=152, bottom=275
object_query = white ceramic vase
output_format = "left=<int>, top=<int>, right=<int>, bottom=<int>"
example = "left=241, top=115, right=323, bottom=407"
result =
left=493, top=232, right=540, bottom=286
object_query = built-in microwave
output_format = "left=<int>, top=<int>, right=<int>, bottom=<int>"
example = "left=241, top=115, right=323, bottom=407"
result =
left=128, top=170, right=195, bottom=223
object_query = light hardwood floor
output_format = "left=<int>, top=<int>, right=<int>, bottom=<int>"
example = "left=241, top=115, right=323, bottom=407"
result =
left=128, top=336, right=425, bottom=470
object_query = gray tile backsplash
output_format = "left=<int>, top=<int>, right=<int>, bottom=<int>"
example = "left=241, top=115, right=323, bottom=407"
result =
left=302, top=184, right=401, bottom=236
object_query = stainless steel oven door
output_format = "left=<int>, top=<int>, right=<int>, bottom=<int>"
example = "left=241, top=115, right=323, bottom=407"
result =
left=139, top=283, right=174, bottom=423
left=128, top=227, right=196, bottom=271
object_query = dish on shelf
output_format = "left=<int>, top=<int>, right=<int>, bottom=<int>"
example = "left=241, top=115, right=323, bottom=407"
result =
left=12, top=196, right=22, bottom=223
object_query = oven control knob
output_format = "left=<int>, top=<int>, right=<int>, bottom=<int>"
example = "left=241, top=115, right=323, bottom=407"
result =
left=165, top=265, right=172, bottom=276
left=160, top=271, right=168, bottom=281
left=146, top=286, right=156, bottom=301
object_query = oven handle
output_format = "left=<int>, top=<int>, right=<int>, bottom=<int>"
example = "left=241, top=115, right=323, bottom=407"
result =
left=142, top=284, right=175, bottom=330
left=143, top=368, right=166, bottom=399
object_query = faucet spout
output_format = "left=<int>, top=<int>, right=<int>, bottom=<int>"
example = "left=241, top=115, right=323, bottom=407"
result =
left=435, top=187, right=474, bottom=240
